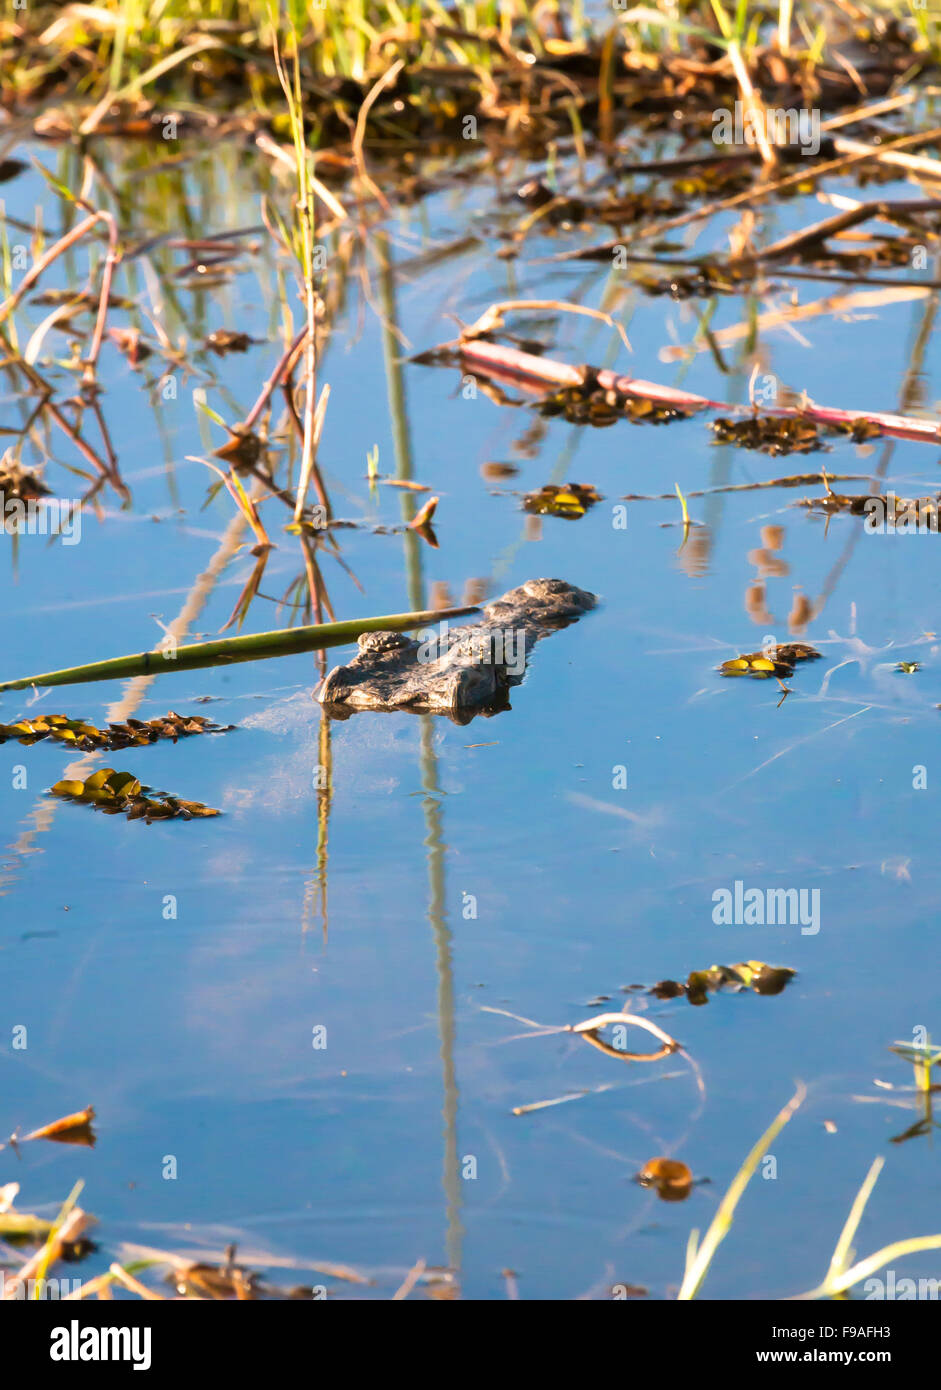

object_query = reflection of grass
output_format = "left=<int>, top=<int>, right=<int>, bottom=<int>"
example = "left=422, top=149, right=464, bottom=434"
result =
left=800, top=1155, right=941, bottom=1300
left=679, top=1083, right=805, bottom=1299
left=679, top=1086, right=941, bottom=1299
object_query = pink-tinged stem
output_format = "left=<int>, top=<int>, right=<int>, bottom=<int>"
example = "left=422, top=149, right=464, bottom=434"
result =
left=241, top=326, right=309, bottom=433
left=457, top=339, right=941, bottom=445
left=83, top=211, right=119, bottom=383
left=0, top=213, right=102, bottom=324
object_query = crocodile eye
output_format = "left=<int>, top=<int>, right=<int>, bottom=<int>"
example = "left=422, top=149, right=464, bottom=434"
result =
left=357, top=631, right=413, bottom=654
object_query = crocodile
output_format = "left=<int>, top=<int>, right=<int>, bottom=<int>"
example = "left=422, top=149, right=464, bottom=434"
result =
left=317, top=578, right=597, bottom=723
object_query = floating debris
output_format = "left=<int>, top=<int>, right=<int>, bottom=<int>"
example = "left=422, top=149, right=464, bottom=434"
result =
left=798, top=490, right=940, bottom=524
left=30, top=288, right=131, bottom=311
left=711, top=415, right=823, bottom=455
left=649, top=961, right=796, bottom=1006
left=523, top=483, right=601, bottom=519
left=637, top=1157, right=694, bottom=1202
left=205, top=329, right=260, bottom=356
left=538, top=380, right=689, bottom=427
left=720, top=643, right=821, bottom=679
left=634, top=266, right=740, bottom=299
left=0, top=449, right=51, bottom=503
left=213, top=429, right=264, bottom=469
left=0, top=711, right=233, bottom=751
left=107, top=326, right=153, bottom=366
left=50, top=769, right=220, bottom=823
left=17, top=1107, right=97, bottom=1148
left=711, top=413, right=883, bottom=455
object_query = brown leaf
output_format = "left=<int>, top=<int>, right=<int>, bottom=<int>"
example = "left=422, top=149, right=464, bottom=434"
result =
left=20, top=1107, right=97, bottom=1147
left=637, top=1157, right=693, bottom=1201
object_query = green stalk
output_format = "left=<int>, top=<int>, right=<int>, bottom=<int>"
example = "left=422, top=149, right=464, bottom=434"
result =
left=0, top=606, right=480, bottom=693
left=678, top=1084, right=805, bottom=1299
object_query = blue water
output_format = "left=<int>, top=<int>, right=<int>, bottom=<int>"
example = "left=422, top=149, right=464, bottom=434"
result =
left=1, top=134, right=940, bottom=1299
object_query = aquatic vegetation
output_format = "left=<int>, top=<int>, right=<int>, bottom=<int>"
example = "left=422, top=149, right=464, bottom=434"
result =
left=711, top=412, right=883, bottom=454
left=0, top=605, right=480, bottom=692
left=449, top=337, right=941, bottom=446
left=798, top=488, right=941, bottom=524
left=0, top=712, right=233, bottom=750
left=523, top=483, right=602, bottom=518
left=537, top=383, right=690, bottom=427
left=649, top=960, right=796, bottom=1006
left=720, top=642, right=821, bottom=679
left=50, top=770, right=220, bottom=823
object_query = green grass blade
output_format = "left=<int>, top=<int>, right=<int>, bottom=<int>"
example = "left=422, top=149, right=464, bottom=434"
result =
left=0, top=606, right=481, bottom=692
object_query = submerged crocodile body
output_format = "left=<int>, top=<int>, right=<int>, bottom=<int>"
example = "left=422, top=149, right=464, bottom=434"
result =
left=317, top=578, right=596, bottom=723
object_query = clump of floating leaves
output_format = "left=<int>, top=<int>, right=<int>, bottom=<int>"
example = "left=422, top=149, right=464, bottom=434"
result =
left=523, top=483, right=601, bottom=519
left=720, top=642, right=821, bottom=679
left=711, top=414, right=881, bottom=456
left=51, top=769, right=220, bottom=823
left=649, top=961, right=795, bottom=1007
left=0, top=711, right=232, bottom=750
left=536, top=378, right=689, bottom=428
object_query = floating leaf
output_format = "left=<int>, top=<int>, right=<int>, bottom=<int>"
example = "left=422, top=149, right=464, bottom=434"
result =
left=52, top=779, right=85, bottom=797
left=407, top=495, right=439, bottom=530
left=20, top=1106, right=96, bottom=1148
left=637, top=1157, right=694, bottom=1201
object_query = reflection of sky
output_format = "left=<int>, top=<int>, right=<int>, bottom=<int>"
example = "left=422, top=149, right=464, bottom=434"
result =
left=1, top=141, right=940, bottom=1298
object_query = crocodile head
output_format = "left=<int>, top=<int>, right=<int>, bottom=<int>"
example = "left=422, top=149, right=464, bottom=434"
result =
left=317, top=578, right=597, bottom=723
